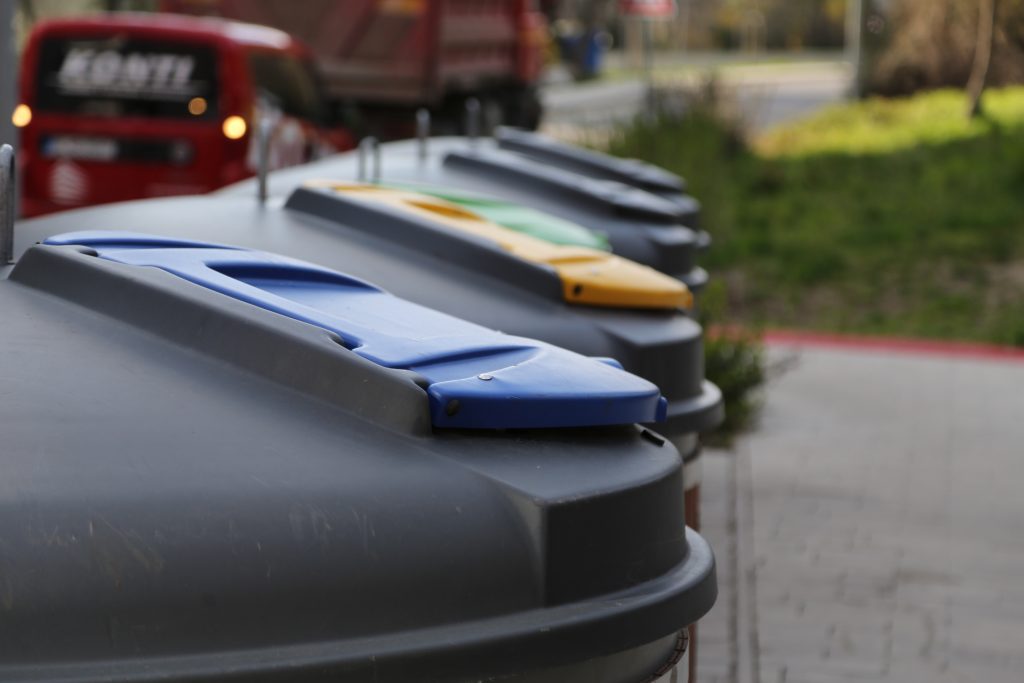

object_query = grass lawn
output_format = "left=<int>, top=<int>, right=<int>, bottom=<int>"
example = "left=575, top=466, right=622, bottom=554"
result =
left=606, top=87, right=1024, bottom=345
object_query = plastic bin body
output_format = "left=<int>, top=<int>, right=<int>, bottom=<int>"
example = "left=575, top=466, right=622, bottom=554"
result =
left=0, top=233, right=716, bottom=680
left=214, top=135, right=720, bottom=527
left=212, top=133, right=718, bottom=682
left=23, top=177, right=722, bottom=679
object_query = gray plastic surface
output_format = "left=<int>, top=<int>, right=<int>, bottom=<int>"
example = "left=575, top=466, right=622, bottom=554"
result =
left=0, top=241, right=716, bottom=681
left=494, top=127, right=705, bottom=223
left=496, top=127, right=688, bottom=192
left=18, top=194, right=722, bottom=436
left=216, top=137, right=710, bottom=290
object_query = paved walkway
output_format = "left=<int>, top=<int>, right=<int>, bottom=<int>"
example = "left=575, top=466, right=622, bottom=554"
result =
left=698, top=342, right=1024, bottom=683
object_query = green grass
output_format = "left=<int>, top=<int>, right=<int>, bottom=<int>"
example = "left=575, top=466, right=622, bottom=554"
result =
left=606, top=86, right=1024, bottom=346
left=757, top=87, right=1024, bottom=156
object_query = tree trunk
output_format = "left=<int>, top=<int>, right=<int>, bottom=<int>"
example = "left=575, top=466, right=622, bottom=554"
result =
left=846, top=0, right=866, bottom=98
left=18, top=0, right=35, bottom=22
left=966, top=0, right=997, bottom=119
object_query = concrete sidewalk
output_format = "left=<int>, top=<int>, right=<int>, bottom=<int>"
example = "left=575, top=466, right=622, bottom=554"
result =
left=698, top=343, right=1024, bottom=683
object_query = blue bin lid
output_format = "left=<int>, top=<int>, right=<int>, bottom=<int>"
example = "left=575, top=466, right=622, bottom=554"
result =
left=46, top=231, right=668, bottom=429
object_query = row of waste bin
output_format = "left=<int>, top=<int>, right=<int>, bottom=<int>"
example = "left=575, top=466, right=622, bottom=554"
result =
left=0, top=126, right=722, bottom=683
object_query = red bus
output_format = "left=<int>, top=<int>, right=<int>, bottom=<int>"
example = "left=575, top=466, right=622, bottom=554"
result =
left=14, top=14, right=354, bottom=217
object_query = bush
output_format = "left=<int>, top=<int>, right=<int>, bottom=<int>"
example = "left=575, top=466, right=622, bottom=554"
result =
left=601, top=86, right=1024, bottom=436
left=605, top=86, right=1024, bottom=346
left=606, top=97, right=769, bottom=441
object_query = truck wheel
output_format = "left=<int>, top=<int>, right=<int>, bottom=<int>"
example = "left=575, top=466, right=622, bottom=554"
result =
left=504, top=87, right=542, bottom=131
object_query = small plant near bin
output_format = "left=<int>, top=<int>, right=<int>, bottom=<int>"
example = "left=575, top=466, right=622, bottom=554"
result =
left=698, top=281, right=766, bottom=445
left=604, top=92, right=768, bottom=442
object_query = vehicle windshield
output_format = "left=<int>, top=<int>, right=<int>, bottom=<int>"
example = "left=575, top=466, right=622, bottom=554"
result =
left=247, top=50, right=325, bottom=123
left=35, top=34, right=219, bottom=120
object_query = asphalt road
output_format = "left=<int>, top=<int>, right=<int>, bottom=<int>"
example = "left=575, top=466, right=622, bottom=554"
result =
left=540, top=61, right=852, bottom=134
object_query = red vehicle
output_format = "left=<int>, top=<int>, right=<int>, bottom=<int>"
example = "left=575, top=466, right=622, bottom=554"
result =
left=15, top=14, right=354, bottom=217
left=161, top=0, right=548, bottom=137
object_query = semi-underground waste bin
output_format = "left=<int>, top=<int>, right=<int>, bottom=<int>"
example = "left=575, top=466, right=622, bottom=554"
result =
left=289, top=180, right=718, bottom=532
left=217, top=137, right=711, bottom=293
left=494, top=126, right=703, bottom=238
left=478, top=129, right=718, bottom=681
left=440, top=132, right=703, bottom=235
left=0, top=231, right=717, bottom=681
left=218, top=140, right=722, bottom=683
left=300, top=180, right=684, bottom=308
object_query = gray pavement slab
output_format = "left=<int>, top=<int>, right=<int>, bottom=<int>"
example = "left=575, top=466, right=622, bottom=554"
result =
left=698, top=344, right=1024, bottom=683
left=695, top=450, right=738, bottom=683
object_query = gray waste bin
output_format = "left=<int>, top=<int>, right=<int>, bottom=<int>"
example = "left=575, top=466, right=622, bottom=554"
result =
left=218, top=137, right=711, bottom=292
left=0, top=231, right=717, bottom=681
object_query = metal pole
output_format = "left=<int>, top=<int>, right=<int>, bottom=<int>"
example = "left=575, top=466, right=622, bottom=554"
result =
left=678, top=0, right=690, bottom=53
left=416, top=108, right=430, bottom=163
left=465, top=98, right=480, bottom=146
left=846, top=0, right=865, bottom=98
left=1, top=0, right=18, bottom=158
left=372, top=136, right=381, bottom=182
left=357, top=137, right=368, bottom=181
left=642, top=19, right=655, bottom=119
left=1, top=144, right=15, bottom=264
left=256, top=114, right=273, bottom=204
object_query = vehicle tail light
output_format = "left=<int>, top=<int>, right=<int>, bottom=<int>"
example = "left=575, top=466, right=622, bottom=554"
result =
left=12, top=104, right=32, bottom=128
left=222, top=115, right=247, bottom=140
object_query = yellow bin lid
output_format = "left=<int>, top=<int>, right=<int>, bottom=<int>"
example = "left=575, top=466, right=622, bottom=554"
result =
left=305, top=182, right=692, bottom=310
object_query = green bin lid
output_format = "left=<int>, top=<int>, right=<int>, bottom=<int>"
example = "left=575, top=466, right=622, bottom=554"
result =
left=392, top=183, right=611, bottom=251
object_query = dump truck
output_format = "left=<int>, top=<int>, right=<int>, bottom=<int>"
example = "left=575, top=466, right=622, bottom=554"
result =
left=160, top=0, right=548, bottom=136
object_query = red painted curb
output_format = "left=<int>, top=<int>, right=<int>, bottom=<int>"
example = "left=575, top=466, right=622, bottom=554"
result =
left=761, top=329, right=1024, bottom=363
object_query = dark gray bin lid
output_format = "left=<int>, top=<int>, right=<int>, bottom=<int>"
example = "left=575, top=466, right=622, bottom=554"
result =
left=216, top=137, right=710, bottom=290
left=495, top=127, right=687, bottom=195
left=45, top=230, right=669, bottom=429
left=19, top=192, right=723, bottom=437
left=494, top=127, right=710, bottom=248
left=0, top=238, right=716, bottom=682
